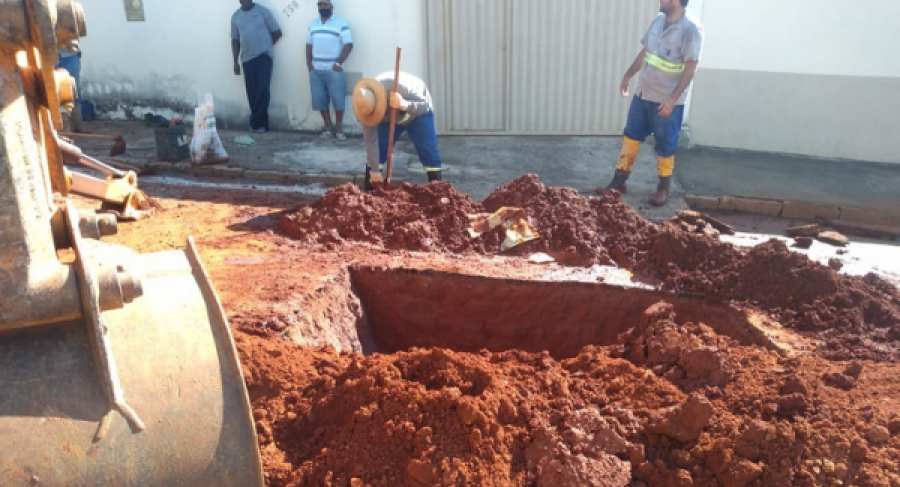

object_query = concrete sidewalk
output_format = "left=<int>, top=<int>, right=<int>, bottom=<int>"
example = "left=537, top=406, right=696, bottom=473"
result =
left=678, top=147, right=900, bottom=229
left=79, top=120, right=899, bottom=227
left=91, top=120, right=688, bottom=222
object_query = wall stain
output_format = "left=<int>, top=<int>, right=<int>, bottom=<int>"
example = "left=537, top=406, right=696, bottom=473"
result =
left=81, top=68, right=334, bottom=132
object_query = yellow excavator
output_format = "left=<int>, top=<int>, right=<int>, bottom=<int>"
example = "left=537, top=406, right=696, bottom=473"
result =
left=0, top=1, right=263, bottom=485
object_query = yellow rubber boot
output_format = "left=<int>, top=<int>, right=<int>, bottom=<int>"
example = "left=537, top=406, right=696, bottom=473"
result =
left=616, top=136, right=642, bottom=172
left=596, top=137, right=641, bottom=195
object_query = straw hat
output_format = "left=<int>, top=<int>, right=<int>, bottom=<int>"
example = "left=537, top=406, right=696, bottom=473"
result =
left=352, top=78, right=388, bottom=126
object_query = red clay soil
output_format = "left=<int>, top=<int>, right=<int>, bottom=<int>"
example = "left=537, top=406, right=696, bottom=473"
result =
left=238, top=302, right=900, bottom=487
left=98, top=179, right=900, bottom=486
left=278, top=175, right=658, bottom=267
left=279, top=175, right=900, bottom=361
left=649, top=231, right=900, bottom=361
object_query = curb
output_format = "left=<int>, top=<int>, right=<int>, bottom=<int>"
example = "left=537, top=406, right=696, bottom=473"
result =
left=116, top=156, right=368, bottom=189
left=684, top=194, right=900, bottom=238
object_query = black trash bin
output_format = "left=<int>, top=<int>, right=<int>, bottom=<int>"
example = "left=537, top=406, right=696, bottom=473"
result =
left=154, top=122, right=190, bottom=162
left=80, top=100, right=96, bottom=121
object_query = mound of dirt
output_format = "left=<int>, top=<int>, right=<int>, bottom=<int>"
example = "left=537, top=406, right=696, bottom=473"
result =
left=649, top=232, right=900, bottom=361
left=481, top=175, right=658, bottom=267
left=236, top=302, right=900, bottom=487
left=99, top=166, right=900, bottom=486
left=617, top=302, right=736, bottom=390
left=279, top=181, right=491, bottom=255
left=279, top=175, right=657, bottom=267
left=279, top=175, right=900, bottom=361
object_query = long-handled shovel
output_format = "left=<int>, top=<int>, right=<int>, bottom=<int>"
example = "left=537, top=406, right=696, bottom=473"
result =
left=384, top=47, right=402, bottom=184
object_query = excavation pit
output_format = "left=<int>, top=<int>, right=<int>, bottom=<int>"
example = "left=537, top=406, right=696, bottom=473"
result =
left=349, top=266, right=783, bottom=359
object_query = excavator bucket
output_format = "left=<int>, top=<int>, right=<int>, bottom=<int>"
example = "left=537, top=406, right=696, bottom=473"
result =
left=0, top=1, right=264, bottom=485
left=0, top=235, right=264, bottom=486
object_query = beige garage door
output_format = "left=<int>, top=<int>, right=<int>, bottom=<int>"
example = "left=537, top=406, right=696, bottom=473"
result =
left=426, top=0, right=659, bottom=135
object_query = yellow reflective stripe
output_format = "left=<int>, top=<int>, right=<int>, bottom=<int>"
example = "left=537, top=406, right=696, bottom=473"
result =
left=424, top=167, right=441, bottom=172
left=645, top=52, right=685, bottom=73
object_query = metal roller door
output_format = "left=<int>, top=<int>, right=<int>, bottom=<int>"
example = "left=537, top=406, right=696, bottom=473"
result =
left=426, top=0, right=658, bottom=135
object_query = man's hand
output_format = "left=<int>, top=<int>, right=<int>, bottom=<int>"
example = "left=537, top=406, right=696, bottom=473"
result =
left=234, top=63, right=241, bottom=76
left=332, top=63, right=343, bottom=72
left=307, top=63, right=313, bottom=72
left=389, top=92, right=410, bottom=111
left=658, top=99, right=676, bottom=118
left=620, top=77, right=631, bottom=97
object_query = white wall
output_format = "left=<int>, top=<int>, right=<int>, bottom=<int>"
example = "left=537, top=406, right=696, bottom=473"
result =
left=77, top=0, right=426, bottom=131
left=698, top=0, right=899, bottom=77
left=690, top=0, right=900, bottom=163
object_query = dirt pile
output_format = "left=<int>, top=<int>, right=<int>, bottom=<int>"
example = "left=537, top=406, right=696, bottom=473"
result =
left=99, top=169, right=900, bottom=486
left=279, top=175, right=657, bottom=266
left=617, top=302, right=736, bottom=390
left=279, top=175, right=900, bottom=360
left=649, top=232, right=900, bottom=361
left=480, top=175, right=658, bottom=267
left=236, top=302, right=900, bottom=487
left=236, top=323, right=685, bottom=487
left=279, top=181, right=490, bottom=255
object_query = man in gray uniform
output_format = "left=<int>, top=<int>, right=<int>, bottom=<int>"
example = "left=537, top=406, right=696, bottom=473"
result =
left=352, top=72, right=443, bottom=190
left=231, top=0, right=282, bottom=133
left=597, top=0, right=703, bottom=206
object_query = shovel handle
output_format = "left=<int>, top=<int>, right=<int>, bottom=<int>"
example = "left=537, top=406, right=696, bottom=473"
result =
left=59, top=132, right=122, bottom=141
left=79, top=154, right=128, bottom=178
left=384, top=47, right=402, bottom=184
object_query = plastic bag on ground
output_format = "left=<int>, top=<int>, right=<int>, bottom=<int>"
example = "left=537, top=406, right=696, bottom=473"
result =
left=190, top=93, right=230, bottom=166
left=467, top=207, right=540, bottom=252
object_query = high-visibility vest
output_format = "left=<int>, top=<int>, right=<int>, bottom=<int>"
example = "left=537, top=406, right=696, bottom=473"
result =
left=644, top=52, right=685, bottom=74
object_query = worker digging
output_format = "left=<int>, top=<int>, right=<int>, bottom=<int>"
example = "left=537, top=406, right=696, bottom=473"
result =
left=353, top=52, right=444, bottom=190
left=1, top=1, right=899, bottom=487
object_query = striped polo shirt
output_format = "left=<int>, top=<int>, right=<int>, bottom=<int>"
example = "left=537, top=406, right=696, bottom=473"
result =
left=306, top=16, right=353, bottom=70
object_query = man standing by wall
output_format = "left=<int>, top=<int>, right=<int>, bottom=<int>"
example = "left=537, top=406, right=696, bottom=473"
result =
left=352, top=72, right=443, bottom=190
left=597, top=0, right=703, bottom=206
left=306, top=1, right=353, bottom=140
left=231, top=0, right=282, bottom=133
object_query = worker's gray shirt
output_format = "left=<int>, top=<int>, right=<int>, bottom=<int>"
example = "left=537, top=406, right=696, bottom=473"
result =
left=231, top=4, right=280, bottom=64
left=363, top=72, right=434, bottom=168
left=636, top=11, right=703, bottom=105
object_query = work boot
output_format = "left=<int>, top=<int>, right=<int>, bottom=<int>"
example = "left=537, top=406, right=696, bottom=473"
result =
left=595, top=169, right=630, bottom=195
left=427, top=171, right=442, bottom=183
left=649, top=176, right=671, bottom=207
left=595, top=136, right=641, bottom=195
left=363, top=165, right=373, bottom=191
left=364, top=166, right=385, bottom=191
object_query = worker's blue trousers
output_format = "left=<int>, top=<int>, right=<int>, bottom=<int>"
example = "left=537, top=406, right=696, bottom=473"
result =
left=377, top=110, right=442, bottom=173
left=624, top=95, right=685, bottom=158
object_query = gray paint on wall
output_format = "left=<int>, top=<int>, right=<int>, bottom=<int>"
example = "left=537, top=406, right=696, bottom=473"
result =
left=689, top=69, right=900, bottom=164
left=82, top=71, right=193, bottom=116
